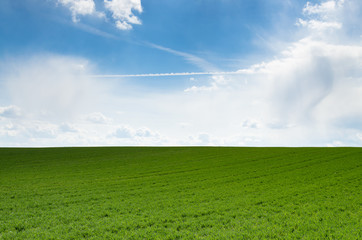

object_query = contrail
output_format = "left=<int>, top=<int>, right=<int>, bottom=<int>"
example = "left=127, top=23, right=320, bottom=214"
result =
left=90, top=70, right=248, bottom=78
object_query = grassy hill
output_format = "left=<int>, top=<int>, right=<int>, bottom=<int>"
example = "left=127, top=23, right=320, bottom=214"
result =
left=0, top=147, right=361, bottom=239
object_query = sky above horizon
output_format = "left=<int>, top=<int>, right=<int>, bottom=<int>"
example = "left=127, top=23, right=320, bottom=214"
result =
left=0, top=0, right=362, bottom=147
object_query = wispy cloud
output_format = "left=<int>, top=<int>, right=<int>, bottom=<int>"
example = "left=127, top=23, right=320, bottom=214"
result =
left=90, top=70, right=251, bottom=78
left=75, top=22, right=119, bottom=39
left=145, top=42, right=217, bottom=71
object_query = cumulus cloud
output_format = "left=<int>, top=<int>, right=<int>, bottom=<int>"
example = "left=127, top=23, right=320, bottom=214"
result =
left=303, top=0, right=342, bottom=15
left=58, top=0, right=97, bottom=22
left=104, top=0, right=142, bottom=30
left=57, top=0, right=143, bottom=31
left=296, top=0, right=351, bottom=36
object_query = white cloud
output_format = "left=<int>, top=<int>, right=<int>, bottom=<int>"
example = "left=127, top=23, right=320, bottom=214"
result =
left=242, top=119, right=261, bottom=129
left=2, top=54, right=105, bottom=121
left=58, top=0, right=97, bottom=22
left=357, top=133, right=362, bottom=141
left=59, top=123, right=79, bottom=133
left=184, top=75, right=231, bottom=92
left=92, top=71, right=242, bottom=78
left=113, top=126, right=133, bottom=138
left=297, top=0, right=345, bottom=34
left=57, top=0, right=143, bottom=31
left=1, top=38, right=361, bottom=146
left=183, top=133, right=212, bottom=146
left=86, top=112, right=112, bottom=124
left=27, top=123, right=58, bottom=139
left=145, top=43, right=217, bottom=71
left=0, top=122, right=19, bottom=138
left=75, top=22, right=119, bottom=39
left=197, top=133, right=211, bottom=145
left=104, top=0, right=142, bottom=30
left=303, top=0, right=341, bottom=16
left=112, top=125, right=159, bottom=139
left=266, top=39, right=362, bottom=123
left=0, top=105, right=21, bottom=118
left=115, top=20, right=133, bottom=30
left=172, top=29, right=362, bottom=146
left=184, top=84, right=218, bottom=93
left=109, top=125, right=165, bottom=146
left=298, top=19, right=342, bottom=30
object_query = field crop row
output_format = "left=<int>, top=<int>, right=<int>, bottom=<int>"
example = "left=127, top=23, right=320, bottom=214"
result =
left=0, top=147, right=361, bottom=239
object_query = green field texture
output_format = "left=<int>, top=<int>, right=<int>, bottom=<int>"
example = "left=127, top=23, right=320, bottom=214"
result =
left=0, top=147, right=361, bottom=239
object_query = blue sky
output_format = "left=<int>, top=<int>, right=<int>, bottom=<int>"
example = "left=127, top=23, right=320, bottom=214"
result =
left=0, top=0, right=362, bottom=146
left=0, top=0, right=305, bottom=74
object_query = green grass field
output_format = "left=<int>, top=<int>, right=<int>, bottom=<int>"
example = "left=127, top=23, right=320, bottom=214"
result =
left=0, top=147, right=361, bottom=239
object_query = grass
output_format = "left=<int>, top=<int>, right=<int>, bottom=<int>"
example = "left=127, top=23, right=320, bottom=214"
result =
left=0, top=147, right=361, bottom=239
